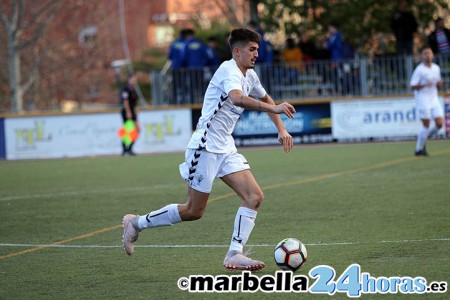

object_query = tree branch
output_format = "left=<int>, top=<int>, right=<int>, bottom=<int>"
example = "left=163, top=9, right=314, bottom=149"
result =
left=0, top=1, right=10, bottom=26
left=17, top=0, right=66, bottom=50
left=22, top=66, right=36, bottom=94
left=210, top=0, right=241, bottom=26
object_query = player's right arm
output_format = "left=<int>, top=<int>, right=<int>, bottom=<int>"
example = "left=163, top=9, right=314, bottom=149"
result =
left=410, top=68, right=434, bottom=90
left=411, top=82, right=434, bottom=90
left=260, top=93, right=294, bottom=153
left=228, top=90, right=295, bottom=152
left=228, top=90, right=296, bottom=118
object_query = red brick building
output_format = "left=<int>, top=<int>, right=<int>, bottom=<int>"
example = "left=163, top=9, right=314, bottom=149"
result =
left=147, top=0, right=249, bottom=47
left=35, top=0, right=153, bottom=110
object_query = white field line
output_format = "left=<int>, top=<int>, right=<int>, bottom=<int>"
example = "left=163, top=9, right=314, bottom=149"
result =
left=1, top=238, right=449, bottom=249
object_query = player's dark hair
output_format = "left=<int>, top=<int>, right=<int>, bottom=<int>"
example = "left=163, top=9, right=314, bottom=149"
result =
left=420, top=46, right=432, bottom=53
left=128, top=72, right=137, bottom=80
left=228, top=28, right=261, bottom=51
left=434, top=17, right=443, bottom=25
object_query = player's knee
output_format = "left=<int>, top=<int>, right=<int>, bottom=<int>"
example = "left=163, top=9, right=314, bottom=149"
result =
left=257, top=191, right=265, bottom=208
left=248, top=190, right=264, bottom=210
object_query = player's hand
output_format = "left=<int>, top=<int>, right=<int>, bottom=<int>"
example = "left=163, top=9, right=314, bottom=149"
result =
left=273, top=102, right=296, bottom=119
left=278, top=130, right=293, bottom=153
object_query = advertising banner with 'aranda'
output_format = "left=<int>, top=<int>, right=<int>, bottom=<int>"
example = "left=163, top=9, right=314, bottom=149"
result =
left=331, top=97, right=446, bottom=141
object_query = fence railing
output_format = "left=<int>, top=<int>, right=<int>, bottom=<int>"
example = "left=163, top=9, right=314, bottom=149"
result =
left=151, top=54, right=450, bottom=105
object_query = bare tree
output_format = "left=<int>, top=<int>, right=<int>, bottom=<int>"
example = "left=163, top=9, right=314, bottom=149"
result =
left=193, top=0, right=251, bottom=27
left=0, top=0, right=66, bottom=113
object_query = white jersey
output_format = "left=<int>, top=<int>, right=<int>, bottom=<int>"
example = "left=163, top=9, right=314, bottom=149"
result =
left=186, top=59, right=266, bottom=153
left=410, top=62, right=442, bottom=108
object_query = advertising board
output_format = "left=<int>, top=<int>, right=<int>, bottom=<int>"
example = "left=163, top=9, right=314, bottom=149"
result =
left=233, top=103, right=332, bottom=146
left=4, top=109, right=192, bottom=160
left=331, top=98, right=446, bottom=140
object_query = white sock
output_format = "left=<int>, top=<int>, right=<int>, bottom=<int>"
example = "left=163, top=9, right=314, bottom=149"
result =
left=228, top=207, right=257, bottom=253
left=138, top=204, right=182, bottom=229
left=427, top=126, right=438, bottom=138
left=416, top=126, right=428, bottom=151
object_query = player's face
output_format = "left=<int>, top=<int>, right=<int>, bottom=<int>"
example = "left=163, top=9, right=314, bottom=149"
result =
left=129, top=75, right=137, bottom=86
left=421, top=49, right=433, bottom=64
left=235, top=41, right=259, bottom=72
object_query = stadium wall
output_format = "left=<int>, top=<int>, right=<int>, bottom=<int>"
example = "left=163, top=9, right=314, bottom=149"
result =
left=1, top=109, right=192, bottom=160
left=0, top=97, right=449, bottom=160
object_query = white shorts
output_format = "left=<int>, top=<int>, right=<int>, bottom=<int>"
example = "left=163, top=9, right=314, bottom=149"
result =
left=416, top=102, right=444, bottom=120
left=179, top=149, right=250, bottom=193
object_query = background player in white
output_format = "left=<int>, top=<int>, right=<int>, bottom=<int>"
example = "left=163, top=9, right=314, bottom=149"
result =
left=410, top=47, right=444, bottom=156
left=122, top=28, right=296, bottom=270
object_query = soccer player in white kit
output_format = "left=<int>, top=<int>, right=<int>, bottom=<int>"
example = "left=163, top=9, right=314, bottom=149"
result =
left=122, top=28, right=296, bottom=270
left=410, top=47, right=444, bottom=156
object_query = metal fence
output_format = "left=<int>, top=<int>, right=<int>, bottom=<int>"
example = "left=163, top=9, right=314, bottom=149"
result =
left=151, top=55, right=450, bottom=105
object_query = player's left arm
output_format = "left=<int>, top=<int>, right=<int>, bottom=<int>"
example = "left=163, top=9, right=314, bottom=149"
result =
left=260, top=94, right=294, bottom=153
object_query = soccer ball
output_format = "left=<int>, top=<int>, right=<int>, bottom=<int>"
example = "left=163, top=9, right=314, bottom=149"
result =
left=274, top=238, right=307, bottom=271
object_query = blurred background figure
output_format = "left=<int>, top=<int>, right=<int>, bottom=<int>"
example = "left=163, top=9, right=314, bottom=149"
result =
left=409, top=47, right=444, bottom=156
left=205, top=36, right=222, bottom=70
left=182, top=29, right=208, bottom=103
left=390, top=0, right=418, bottom=55
left=281, top=37, right=303, bottom=84
left=428, top=17, right=450, bottom=56
left=168, top=29, right=188, bottom=104
left=298, top=33, right=317, bottom=63
left=120, top=73, right=140, bottom=156
left=204, top=35, right=222, bottom=90
left=325, top=23, right=343, bottom=62
left=282, top=37, right=303, bottom=69
left=324, top=23, right=343, bottom=93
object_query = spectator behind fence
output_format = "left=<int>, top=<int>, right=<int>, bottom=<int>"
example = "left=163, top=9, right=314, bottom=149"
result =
left=324, top=24, right=344, bottom=94
left=390, top=0, right=418, bottom=55
left=428, top=17, right=450, bottom=56
left=168, top=29, right=188, bottom=104
left=298, top=33, right=317, bottom=63
left=204, top=36, right=222, bottom=93
left=218, top=31, right=233, bottom=62
left=205, top=36, right=222, bottom=70
left=168, top=29, right=187, bottom=69
left=282, top=37, right=303, bottom=68
left=325, top=24, right=343, bottom=62
left=182, top=29, right=208, bottom=103
left=281, top=37, right=303, bottom=84
left=183, top=29, right=207, bottom=68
